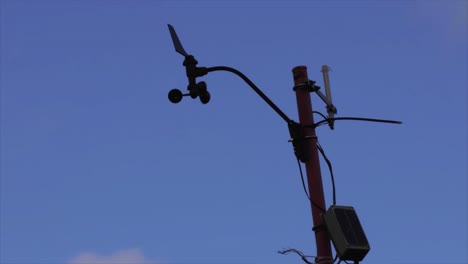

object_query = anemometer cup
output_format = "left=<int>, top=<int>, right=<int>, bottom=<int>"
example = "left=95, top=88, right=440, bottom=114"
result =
left=168, top=89, right=183, bottom=104
left=196, top=81, right=210, bottom=104
left=199, top=91, right=210, bottom=104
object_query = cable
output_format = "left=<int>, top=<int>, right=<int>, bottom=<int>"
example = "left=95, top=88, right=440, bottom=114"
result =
left=313, top=111, right=328, bottom=120
left=312, top=116, right=402, bottom=128
left=297, top=158, right=311, bottom=201
left=316, top=140, right=336, bottom=206
left=278, top=248, right=313, bottom=264
left=296, top=158, right=326, bottom=213
left=278, top=248, right=334, bottom=264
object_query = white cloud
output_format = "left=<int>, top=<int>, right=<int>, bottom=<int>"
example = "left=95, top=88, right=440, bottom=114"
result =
left=68, top=248, right=162, bottom=264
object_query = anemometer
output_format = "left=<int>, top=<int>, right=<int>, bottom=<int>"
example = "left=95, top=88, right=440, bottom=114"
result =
left=166, top=24, right=339, bottom=129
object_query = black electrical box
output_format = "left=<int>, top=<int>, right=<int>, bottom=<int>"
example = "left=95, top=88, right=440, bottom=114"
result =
left=323, top=205, right=370, bottom=262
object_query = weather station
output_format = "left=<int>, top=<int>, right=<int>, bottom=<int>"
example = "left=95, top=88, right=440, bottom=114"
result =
left=166, top=24, right=401, bottom=264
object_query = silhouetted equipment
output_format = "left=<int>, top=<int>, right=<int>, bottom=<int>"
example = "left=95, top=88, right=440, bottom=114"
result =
left=323, top=205, right=370, bottom=262
left=166, top=24, right=294, bottom=116
left=288, top=121, right=308, bottom=162
left=166, top=24, right=401, bottom=264
left=167, top=24, right=210, bottom=104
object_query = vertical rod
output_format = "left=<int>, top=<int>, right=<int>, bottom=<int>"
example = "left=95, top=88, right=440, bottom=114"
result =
left=321, top=65, right=335, bottom=128
left=321, top=65, right=332, bottom=106
left=292, top=66, right=332, bottom=263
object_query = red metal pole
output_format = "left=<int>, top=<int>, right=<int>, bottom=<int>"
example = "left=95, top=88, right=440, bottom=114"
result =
left=292, top=66, right=333, bottom=263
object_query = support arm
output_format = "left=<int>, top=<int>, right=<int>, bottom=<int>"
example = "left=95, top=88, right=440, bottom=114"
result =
left=206, top=66, right=292, bottom=124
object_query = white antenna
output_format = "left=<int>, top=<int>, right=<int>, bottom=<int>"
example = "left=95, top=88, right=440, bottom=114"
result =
left=321, top=65, right=332, bottom=106
left=321, top=65, right=336, bottom=128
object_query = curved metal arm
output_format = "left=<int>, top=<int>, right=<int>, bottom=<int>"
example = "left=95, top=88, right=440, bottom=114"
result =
left=206, top=66, right=291, bottom=123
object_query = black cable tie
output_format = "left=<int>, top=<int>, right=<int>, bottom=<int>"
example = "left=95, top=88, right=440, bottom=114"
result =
left=312, top=224, right=326, bottom=233
left=288, top=135, right=317, bottom=142
left=293, top=80, right=320, bottom=92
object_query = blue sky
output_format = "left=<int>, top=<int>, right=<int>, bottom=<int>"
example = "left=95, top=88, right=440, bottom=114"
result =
left=1, top=1, right=467, bottom=264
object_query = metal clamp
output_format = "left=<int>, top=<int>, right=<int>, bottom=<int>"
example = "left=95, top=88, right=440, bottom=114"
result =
left=293, top=80, right=320, bottom=92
